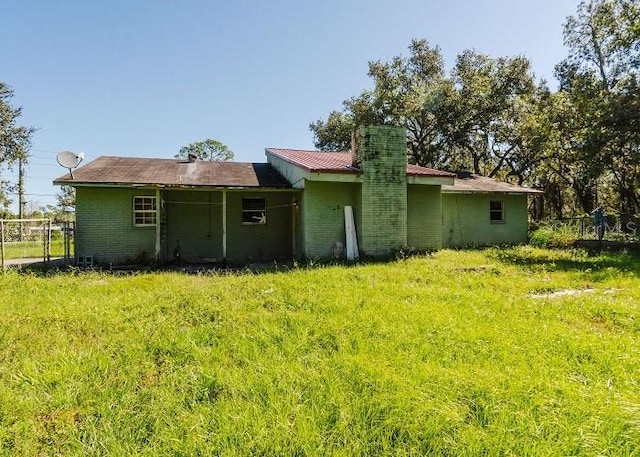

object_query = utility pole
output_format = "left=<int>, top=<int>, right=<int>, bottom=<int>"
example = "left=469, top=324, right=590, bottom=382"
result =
left=17, top=155, right=26, bottom=241
left=18, top=156, right=25, bottom=219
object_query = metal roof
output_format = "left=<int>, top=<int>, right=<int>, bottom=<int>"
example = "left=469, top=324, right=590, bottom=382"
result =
left=442, top=172, right=542, bottom=194
left=54, top=156, right=292, bottom=188
left=266, top=148, right=456, bottom=178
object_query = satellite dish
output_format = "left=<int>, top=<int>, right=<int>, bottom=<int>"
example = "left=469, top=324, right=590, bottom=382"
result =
left=56, top=150, right=84, bottom=179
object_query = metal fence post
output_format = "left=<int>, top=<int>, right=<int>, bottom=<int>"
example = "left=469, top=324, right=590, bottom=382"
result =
left=46, top=219, right=52, bottom=263
left=0, top=219, right=4, bottom=269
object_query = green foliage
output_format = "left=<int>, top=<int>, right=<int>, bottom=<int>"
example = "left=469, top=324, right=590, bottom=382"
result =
left=311, top=1, right=640, bottom=219
left=556, top=0, right=640, bottom=215
left=56, top=185, right=75, bottom=212
left=176, top=138, right=234, bottom=162
left=309, top=39, right=539, bottom=179
left=1, top=248, right=640, bottom=454
left=563, top=0, right=639, bottom=87
left=447, top=50, right=536, bottom=177
left=529, top=225, right=581, bottom=248
left=0, top=82, right=35, bottom=212
left=309, top=111, right=354, bottom=151
left=310, top=38, right=455, bottom=167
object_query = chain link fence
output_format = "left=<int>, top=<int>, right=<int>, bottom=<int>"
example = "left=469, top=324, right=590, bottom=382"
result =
left=546, top=215, right=638, bottom=240
left=530, top=214, right=640, bottom=248
left=0, top=219, right=74, bottom=268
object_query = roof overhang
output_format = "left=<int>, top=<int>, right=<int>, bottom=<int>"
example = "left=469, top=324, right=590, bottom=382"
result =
left=407, top=175, right=455, bottom=186
left=54, top=181, right=300, bottom=192
left=266, top=149, right=456, bottom=187
left=442, top=189, right=543, bottom=195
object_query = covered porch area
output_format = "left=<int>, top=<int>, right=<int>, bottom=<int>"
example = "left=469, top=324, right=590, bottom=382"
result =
left=159, top=188, right=301, bottom=264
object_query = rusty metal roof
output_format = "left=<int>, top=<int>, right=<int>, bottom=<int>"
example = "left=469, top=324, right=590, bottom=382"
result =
left=442, top=172, right=543, bottom=194
left=267, top=148, right=456, bottom=178
left=54, top=156, right=292, bottom=188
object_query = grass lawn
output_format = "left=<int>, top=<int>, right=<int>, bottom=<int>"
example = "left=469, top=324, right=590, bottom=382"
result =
left=1, top=247, right=639, bottom=455
left=2, top=239, right=68, bottom=260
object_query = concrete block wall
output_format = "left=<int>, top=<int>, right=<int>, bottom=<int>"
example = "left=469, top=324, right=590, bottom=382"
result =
left=166, top=189, right=296, bottom=263
left=407, top=184, right=442, bottom=250
left=302, top=181, right=359, bottom=259
left=164, top=189, right=223, bottom=262
left=441, top=193, right=529, bottom=247
left=76, top=187, right=299, bottom=265
left=356, top=125, right=408, bottom=256
left=226, top=191, right=294, bottom=262
left=75, top=187, right=156, bottom=265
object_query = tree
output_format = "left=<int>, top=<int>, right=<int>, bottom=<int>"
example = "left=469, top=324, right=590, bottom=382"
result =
left=444, top=50, right=537, bottom=176
left=310, top=39, right=538, bottom=176
left=563, top=0, right=639, bottom=90
left=310, top=12, right=640, bottom=220
left=311, top=38, right=452, bottom=167
left=175, top=138, right=234, bottom=161
left=557, top=0, right=640, bottom=215
left=51, top=184, right=76, bottom=222
left=0, top=82, right=35, bottom=213
left=309, top=111, right=354, bottom=151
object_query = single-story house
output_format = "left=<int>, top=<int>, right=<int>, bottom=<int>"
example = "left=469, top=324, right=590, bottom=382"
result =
left=54, top=125, right=541, bottom=265
left=441, top=172, right=541, bottom=248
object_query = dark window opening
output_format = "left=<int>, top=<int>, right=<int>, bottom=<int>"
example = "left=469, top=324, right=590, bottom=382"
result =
left=242, top=198, right=266, bottom=225
left=490, top=200, right=504, bottom=222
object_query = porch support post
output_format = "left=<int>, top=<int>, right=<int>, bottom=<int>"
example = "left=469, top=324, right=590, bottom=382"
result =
left=222, top=190, right=227, bottom=265
left=291, top=198, right=297, bottom=259
left=155, top=188, right=161, bottom=262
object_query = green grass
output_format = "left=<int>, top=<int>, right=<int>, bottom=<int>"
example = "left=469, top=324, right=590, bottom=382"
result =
left=530, top=222, right=640, bottom=248
left=2, top=239, right=68, bottom=259
left=1, top=247, right=639, bottom=455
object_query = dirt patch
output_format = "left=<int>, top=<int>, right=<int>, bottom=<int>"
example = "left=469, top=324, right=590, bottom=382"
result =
left=530, top=288, right=596, bottom=299
left=455, top=265, right=500, bottom=274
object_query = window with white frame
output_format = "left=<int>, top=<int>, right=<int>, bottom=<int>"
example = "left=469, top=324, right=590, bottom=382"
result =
left=133, top=196, right=157, bottom=227
left=242, top=198, right=266, bottom=225
left=489, top=200, right=504, bottom=222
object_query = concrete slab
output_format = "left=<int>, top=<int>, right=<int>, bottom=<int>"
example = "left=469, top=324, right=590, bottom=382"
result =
left=2, top=257, right=68, bottom=268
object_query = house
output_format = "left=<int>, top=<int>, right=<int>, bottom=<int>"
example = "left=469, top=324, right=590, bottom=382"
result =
left=54, top=126, right=541, bottom=265
left=441, top=172, right=541, bottom=248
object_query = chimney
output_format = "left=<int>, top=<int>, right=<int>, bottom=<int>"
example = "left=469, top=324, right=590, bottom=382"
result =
left=354, top=125, right=408, bottom=256
left=351, top=129, right=362, bottom=168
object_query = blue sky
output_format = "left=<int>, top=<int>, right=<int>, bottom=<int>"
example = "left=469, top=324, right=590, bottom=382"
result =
left=2, top=0, right=581, bottom=211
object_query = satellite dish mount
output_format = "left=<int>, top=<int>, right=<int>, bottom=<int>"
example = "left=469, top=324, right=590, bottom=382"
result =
left=56, top=151, right=85, bottom=179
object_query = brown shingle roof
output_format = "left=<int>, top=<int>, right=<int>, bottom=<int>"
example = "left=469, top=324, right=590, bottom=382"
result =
left=54, top=156, right=292, bottom=188
left=267, top=148, right=456, bottom=178
left=442, top=172, right=542, bottom=194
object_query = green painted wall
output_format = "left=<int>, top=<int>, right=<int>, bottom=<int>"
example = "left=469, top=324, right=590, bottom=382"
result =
left=356, top=125, right=407, bottom=256
left=267, top=153, right=308, bottom=189
left=164, top=190, right=223, bottom=262
left=166, top=190, right=297, bottom=263
left=442, top=193, right=529, bottom=248
left=301, top=181, right=359, bottom=259
left=407, top=184, right=442, bottom=250
left=76, top=187, right=298, bottom=265
left=75, top=187, right=156, bottom=264
left=225, top=191, right=295, bottom=262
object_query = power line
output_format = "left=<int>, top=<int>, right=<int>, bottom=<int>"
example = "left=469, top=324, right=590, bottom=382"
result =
left=7, top=191, right=59, bottom=197
left=30, top=148, right=62, bottom=154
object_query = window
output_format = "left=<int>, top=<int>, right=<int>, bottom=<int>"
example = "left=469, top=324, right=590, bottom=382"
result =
left=133, top=196, right=157, bottom=227
left=242, top=198, right=266, bottom=225
left=490, top=200, right=504, bottom=222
